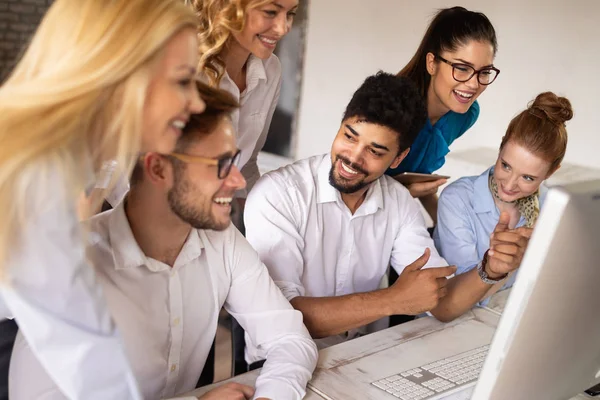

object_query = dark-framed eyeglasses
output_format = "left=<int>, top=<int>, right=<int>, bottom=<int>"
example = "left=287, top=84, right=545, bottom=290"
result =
left=435, top=54, right=500, bottom=85
left=169, top=149, right=242, bottom=179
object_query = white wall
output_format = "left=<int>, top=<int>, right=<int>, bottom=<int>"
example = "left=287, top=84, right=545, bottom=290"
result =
left=293, top=0, right=600, bottom=169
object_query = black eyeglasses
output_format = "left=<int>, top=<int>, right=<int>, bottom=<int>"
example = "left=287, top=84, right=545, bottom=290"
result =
left=435, top=55, right=500, bottom=85
left=169, top=149, right=242, bottom=179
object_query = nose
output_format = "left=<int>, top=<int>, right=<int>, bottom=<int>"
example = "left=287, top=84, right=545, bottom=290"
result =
left=273, top=13, right=291, bottom=37
left=189, top=85, right=206, bottom=114
left=465, top=73, right=480, bottom=90
left=347, top=145, right=367, bottom=167
left=505, top=175, right=519, bottom=191
left=225, top=165, right=246, bottom=191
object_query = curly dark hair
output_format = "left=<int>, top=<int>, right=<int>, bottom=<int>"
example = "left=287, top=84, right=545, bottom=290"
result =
left=342, top=71, right=427, bottom=154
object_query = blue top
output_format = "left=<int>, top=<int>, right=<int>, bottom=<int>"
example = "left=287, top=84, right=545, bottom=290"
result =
left=387, top=101, right=480, bottom=175
left=433, top=167, right=547, bottom=305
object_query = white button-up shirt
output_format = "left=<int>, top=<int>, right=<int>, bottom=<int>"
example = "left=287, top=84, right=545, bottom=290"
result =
left=218, top=54, right=281, bottom=195
left=2, top=163, right=141, bottom=400
left=10, top=200, right=317, bottom=400
left=244, top=154, right=447, bottom=347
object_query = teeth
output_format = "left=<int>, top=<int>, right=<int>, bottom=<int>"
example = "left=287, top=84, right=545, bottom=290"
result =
left=259, top=35, right=277, bottom=44
left=214, top=197, right=232, bottom=205
left=172, top=120, right=186, bottom=129
left=454, top=90, right=473, bottom=98
left=341, top=162, right=358, bottom=175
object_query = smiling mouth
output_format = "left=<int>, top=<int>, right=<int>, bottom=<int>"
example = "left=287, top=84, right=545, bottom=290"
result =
left=337, top=158, right=367, bottom=179
left=214, top=197, right=233, bottom=206
left=257, top=34, right=278, bottom=47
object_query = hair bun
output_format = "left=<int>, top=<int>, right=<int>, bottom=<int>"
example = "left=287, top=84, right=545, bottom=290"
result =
left=529, top=92, right=573, bottom=125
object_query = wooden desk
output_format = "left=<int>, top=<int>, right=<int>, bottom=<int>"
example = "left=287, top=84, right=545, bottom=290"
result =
left=184, top=368, right=325, bottom=399
left=182, top=290, right=591, bottom=399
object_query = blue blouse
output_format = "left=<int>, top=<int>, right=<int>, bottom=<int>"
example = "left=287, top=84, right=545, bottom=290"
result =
left=433, top=167, right=547, bottom=305
left=387, top=101, right=480, bottom=175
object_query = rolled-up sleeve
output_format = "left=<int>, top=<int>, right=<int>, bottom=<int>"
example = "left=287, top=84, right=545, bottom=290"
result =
left=224, top=227, right=317, bottom=400
left=245, top=175, right=306, bottom=301
left=434, top=187, right=480, bottom=275
left=3, top=176, right=141, bottom=400
left=390, top=197, right=448, bottom=273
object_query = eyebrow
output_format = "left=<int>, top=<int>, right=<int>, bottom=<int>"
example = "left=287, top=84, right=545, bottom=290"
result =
left=501, top=158, right=539, bottom=179
left=273, top=2, right=298, bottom=10
left=455, top=58, right=494, bottom=69
left=345, top=124, right=390, bottom=152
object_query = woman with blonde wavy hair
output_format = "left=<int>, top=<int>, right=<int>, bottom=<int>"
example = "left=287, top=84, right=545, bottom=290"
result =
left=191, top=0, right=299, bottom=196
left=0, top=0, right=204, bottom=398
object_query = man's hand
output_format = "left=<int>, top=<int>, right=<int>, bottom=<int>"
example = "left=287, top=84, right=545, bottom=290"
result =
left=486, top=212, right=533, bottom=279
left=198, top=382, right=255, bottom=400
left=405, top=178, right=447, bottom=198
left=388, top=248, right=457, bottom=315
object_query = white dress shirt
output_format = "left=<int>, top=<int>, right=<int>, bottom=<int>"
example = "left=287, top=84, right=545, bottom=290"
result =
left=218, top=54, right=281, bottom=195
left=2, top=161, right=141, bottom=400
left=244, top=154, right=448, bottom=349
left=10, top=199, right=317, bottom=400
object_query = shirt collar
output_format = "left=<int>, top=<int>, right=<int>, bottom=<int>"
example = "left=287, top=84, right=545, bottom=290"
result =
left=316, top=154, right=338, bottom=204
left=316, top=154, right=384, bottom=214
left=107, top=199, right=204, bottom=272
left=473, top=166, right=497, bottom=214
left=243, top=55, right=268, bottom=94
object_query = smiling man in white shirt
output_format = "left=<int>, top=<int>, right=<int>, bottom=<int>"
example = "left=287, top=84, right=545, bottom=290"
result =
left=244, top=72, right=466, bottom=352
left=9, top=82, right=317, bottom=400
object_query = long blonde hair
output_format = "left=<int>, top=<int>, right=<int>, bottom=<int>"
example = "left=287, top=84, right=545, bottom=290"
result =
left=0, top=0, right=197, bottom=277
left=190, top=0, right=271, bottom=86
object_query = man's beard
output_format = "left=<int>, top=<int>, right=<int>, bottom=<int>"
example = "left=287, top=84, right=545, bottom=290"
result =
left=328, top=155, right=372, bottom=194
left=167, top=168, right=227, bottom=231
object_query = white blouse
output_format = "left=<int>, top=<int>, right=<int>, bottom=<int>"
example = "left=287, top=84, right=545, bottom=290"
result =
left=1, top=161, right=141, bottom=400
left=218, top=54, right=282, bottom=196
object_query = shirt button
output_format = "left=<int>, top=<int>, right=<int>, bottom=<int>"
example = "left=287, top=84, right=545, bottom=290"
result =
left=173, top=318, right=180, bottom=327
left=170, top=364, right=177, bottom=372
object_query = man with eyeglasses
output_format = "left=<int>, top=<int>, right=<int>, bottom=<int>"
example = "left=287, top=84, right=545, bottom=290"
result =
left=10, top=82, right=317, bottom=400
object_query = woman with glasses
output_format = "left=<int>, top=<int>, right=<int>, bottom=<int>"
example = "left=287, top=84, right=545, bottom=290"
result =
left=387, top=6, right=499, bottom=223
left=0, top=0, right=204, bottom=398
left=432, top=92, right=572, bottom=317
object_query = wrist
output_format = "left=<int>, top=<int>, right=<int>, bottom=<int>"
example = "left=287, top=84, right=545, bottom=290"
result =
left=478, top=251, right=507, bottom=284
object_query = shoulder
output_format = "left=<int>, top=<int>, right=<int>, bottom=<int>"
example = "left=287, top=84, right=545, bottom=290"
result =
left=250, top=155, right=321, bottom=201
left=444, top=100, right=480, bottom=139
left=380, top=175, right=414, bottom=202
left=439, top=176, right=478, bottom=208
left=199, top=224, right=262, bottom=273
left=378, top=175, right=424, bottom=218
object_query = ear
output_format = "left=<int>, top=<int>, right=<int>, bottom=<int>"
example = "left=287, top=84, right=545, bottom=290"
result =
left=142, top=153, right=174, bottom=186
left=390, top=147, right=410, bottom=169
left=426, top=52, right=437, bottom=76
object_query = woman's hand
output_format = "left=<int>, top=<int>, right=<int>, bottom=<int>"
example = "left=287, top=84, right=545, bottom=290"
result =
left=405, top=178, right=447, bottom=198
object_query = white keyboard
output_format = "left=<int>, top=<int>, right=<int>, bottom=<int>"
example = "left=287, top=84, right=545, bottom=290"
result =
left=370, top=344, right=489, bottom=400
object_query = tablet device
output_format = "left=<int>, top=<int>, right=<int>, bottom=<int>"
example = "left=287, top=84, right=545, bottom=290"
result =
left=392, top=172, right=450, bottom=185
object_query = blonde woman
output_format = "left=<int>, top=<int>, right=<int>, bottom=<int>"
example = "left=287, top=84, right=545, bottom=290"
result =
left=0, top=0, right=204, bottom=399
left=192, top=0, right=299, bottom=196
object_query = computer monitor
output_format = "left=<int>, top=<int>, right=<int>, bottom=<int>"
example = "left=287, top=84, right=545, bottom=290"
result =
left=473, top=179, right=600, bottom=399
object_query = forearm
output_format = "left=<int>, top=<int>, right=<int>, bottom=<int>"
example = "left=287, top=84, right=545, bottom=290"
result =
left=290, top=290, right=392, bottom=339
left=255, top=336, right=317, bottom=400
left=430, top=267, right=507, bottom=322
left=419, top=193, right=439, bottom=225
